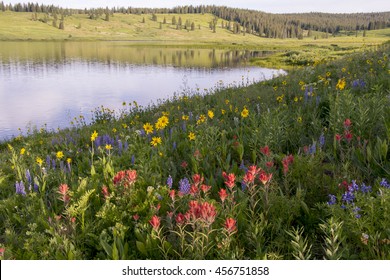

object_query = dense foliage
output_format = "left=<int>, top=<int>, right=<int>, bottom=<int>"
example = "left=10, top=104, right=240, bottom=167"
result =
left=1, top=2, right=389, bottom=38
left=0, top=43, right=389, bottom=260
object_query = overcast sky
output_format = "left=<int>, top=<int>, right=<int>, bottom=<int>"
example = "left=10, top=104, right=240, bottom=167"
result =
left=4, top=0, right=390, bottom=13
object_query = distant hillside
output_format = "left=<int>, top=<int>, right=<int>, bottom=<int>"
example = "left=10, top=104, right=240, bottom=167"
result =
left=1, top=2, right=389, bottom=39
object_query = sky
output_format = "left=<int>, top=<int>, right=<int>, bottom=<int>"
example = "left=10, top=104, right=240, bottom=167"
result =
left=4, top=0, right=390, bottom=13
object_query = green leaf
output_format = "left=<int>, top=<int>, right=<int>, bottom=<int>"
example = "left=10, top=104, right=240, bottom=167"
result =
left=136, top=241, right=147, bottom=256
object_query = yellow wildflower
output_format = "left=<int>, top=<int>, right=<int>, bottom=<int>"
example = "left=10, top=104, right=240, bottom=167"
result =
left=105, top=144, right=112, bottom=151
left=294, top=97, right=299, bottom=102
left=155, top=116, right=169, bottom=130
left=208, top=110, right=214, bottom=119
left=196, top=114, right=207, bottom=125
left=20, top=148, right=26, bottom=155
left=56, top=151, right=64, bottom=160
left=182, top=115, right=189, bottom=121
left=336, top=78, right=346, bottom=90
left=143, top=123, right=154, bottom=134
left=241, top=107, right=249, bottom=118
left=221, top=109, right=226, bottom=115
left=297, top=117, right=303, bottom=123
left=188, top=132, right=196, bottom=141
left=36, top=157, right=43, bottom=166
left=150, top=137, right=162, bottom=147
left=67, top=158, right=72, bottom=164
left=91, top=130, right=98, bottom=142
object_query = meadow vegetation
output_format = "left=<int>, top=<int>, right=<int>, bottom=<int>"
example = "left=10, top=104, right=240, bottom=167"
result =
left=0, top=38, right=389, bottom=259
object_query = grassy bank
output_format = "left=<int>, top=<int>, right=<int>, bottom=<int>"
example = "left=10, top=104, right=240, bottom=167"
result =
left=0, top=40, right=389, bottom=259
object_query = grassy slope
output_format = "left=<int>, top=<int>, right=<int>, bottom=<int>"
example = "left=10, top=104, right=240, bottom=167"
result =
left=0, top=11, right=388, bottom=47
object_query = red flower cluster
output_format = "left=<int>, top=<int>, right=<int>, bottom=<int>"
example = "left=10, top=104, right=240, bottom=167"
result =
left=282, top=155, right=294, bottom=175
left=58, top=184, right=70, bottom=204
left=176, top=200, right=217, bottom=225
left=224, top=217, right=237, bottom=233
left=259, top=170, right=272, bottom=185
left=218, top=188, right=228, bottom=202
left=222, top=172, right=236, bottom=189
left=149, top=215, right=160, bottom=230
left=113, top=169, right=137, bottom=187
left=101, top=185, right=109, bottom=199
left=260, top=145, right=271, bottom=157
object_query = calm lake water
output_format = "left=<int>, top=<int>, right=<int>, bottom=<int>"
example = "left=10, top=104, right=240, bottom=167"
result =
left=0, top=41, right=283, bottom=140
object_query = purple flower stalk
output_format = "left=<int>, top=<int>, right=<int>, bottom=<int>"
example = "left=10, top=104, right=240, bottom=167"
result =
left=179, top=177, right=190, bottom=194
left=15, top=181, right=26, bottom=196
left=167, top=175, right=173, bottom=189
left=328, top=194, right=337, bottom=205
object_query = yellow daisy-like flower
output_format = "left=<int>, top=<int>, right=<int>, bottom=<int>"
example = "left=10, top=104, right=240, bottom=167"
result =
left=294, top=97, right=299, bottom=102
left=155, top=116, right=169, bottom=130
left=112, top=128, right=117, bottom=133
left=56, top=151, right=64, bottom=160
left=122, top=123, right=128, bottom=129
left=299, top=81, right=305, bottom=86
left=91, top=130, right=98, bottom=142
left=225, top=99, right=230, bottom=105
left=20, top=148, right=26, bottom=155
left=241, top=107, right=249, bottom=118
left=297, top=117, right=303, bottom=123
left=208, top=110, right=214, bottom=119
left=282, top=80, right=287, bottom=86
left=150, top=137, right=162, bottom=147
left=326, top=71, right=331, bottom=77
left=276, top=95, right=284, bottom=103
left=336, top=78, right=346, bottom=90
left=36, top=157, right=43, bottom=166
left=196, top=114, right=207, bottom=125
left=143, top=123, right=154, bottom=134
left=188, top=132, right=196, bottom=141
left=221, top=109, right=226, bottom=115
left=67, top=158, right=72, bottom=164
left=341, top=67, right=346, bottom=73
left=182, top=115, right=189, bottom=121
left=105, top=144, right=112, bottom=151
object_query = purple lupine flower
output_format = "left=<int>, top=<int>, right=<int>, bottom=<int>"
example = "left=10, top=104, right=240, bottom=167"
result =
left=118, top=140, right=123, bottom=155
left=172, top=142, right=177, bottom=150
left=319, top=134, right=325, bottom=148
left=15, top=181, right=26, bottom=196
left=179, top=177, right=190, bottom=194
left=380, top=178, right=390, bottom=189
left=239, top=160, right=248, bottom=172
left=349, top=180, right=359, bottom=192
left=52, top=159, right=56, bottom=170
left=241, top=180, right=247, bottom=191
left=328, top=194, right=337, bottom=205
left=131, top=155, right=135, bottom=165
left=167, top=175, right=173, bottom=189
left=25, top=169, right=32, bottom=185
left=181, top=122, right=187, bottom=132
left=309, top=142, right=316, bottom=155
left=46, top=155, right=51, bottom=169
left=353, top=206, right=361, bottom=218
left=342, top=191, right=355, bottom=204
left=34, top=182, right=39, bottom=192
left=360, top=183, right=372, bottom=193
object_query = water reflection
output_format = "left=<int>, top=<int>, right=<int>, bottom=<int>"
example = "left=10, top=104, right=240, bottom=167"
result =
left=0, top=42, right=281, bottom=140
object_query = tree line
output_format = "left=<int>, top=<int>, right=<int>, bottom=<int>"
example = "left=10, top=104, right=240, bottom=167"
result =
left=1, top=2, right=389, bottom=38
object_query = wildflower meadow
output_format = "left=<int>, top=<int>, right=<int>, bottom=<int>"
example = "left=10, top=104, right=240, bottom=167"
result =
left=0, top=43, right=389, bottom=260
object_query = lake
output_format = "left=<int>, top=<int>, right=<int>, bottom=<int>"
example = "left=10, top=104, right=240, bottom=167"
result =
left=0, top=41, right=283, bottom=140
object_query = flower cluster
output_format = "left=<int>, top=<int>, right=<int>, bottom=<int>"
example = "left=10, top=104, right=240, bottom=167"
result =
left=113, top=169, right=137, bottom=187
